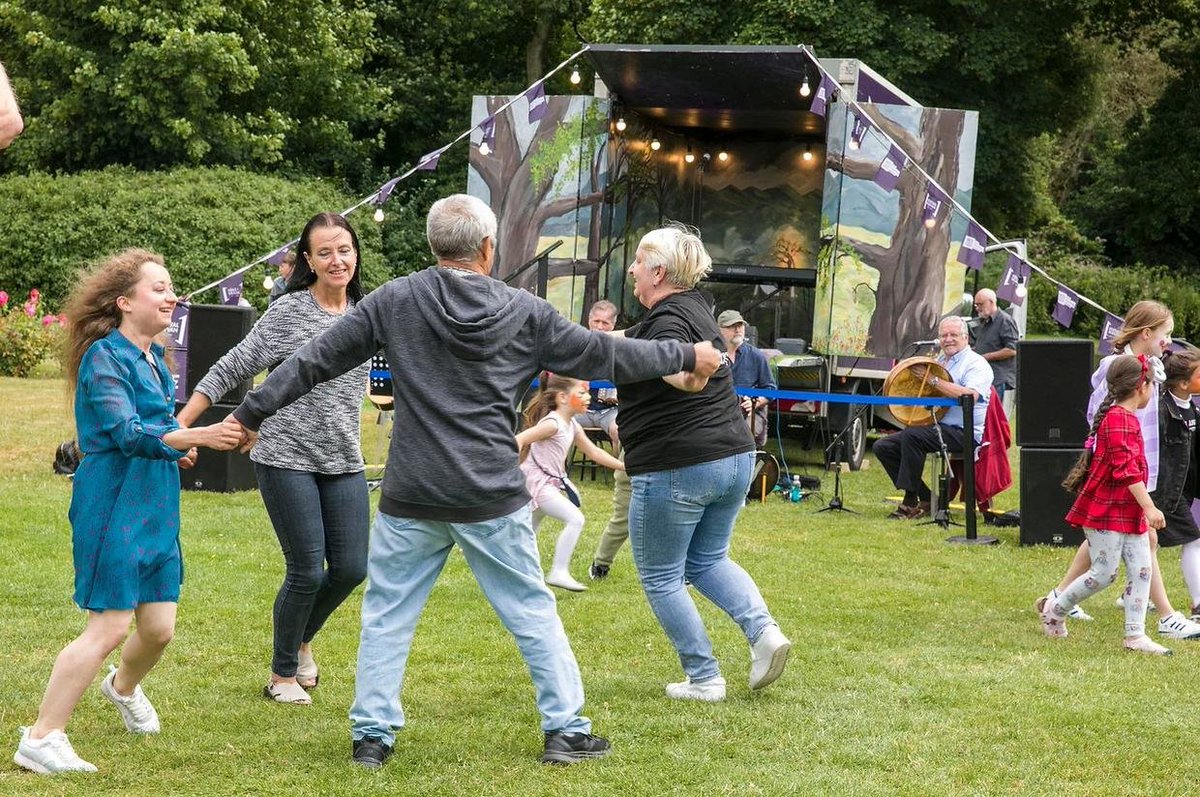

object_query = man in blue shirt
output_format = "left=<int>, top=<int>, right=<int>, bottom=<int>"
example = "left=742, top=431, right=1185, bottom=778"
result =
left=872, top=316, right=992, bottom=519
left=718, top=310, right=776, bottom=448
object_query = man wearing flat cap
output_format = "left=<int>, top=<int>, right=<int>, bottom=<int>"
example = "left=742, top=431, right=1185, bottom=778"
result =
left=718, top=310, right=776, bottom=448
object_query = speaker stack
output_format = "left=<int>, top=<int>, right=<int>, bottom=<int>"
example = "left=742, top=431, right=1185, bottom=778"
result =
left=179, top=304, right=258, bottom=492
left=1016, top=339, right=1094, bottom=546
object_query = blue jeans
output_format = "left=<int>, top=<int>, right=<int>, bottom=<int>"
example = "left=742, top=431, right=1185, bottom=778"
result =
left=349, top=507, right=590, bottom=745
left=255, top=464, right=369, bottom=678
left=628, top=452, right=775, bottom=682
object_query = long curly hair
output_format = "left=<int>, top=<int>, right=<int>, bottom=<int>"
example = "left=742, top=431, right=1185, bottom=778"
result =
left=61, top=249, right=165, bottom=392
left=522, top=372, right=580, bottom=430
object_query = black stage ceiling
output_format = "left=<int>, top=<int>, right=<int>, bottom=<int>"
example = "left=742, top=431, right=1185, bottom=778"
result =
left=587, top=44, right=823, bottom=136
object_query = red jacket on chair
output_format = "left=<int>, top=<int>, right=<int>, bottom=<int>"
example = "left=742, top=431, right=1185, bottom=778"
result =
left=950, top=387, right=1012, bottom=506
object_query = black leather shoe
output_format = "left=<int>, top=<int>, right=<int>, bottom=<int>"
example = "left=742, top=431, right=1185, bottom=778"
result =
left=588, top=562, right=610, bottom=580
left=352, top=736, right=393, bottom=770
left=540, top=731, right=612, bottom=764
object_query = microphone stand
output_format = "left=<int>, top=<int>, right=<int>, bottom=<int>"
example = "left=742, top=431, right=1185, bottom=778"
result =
left=817, top=399, right=865, bottom=514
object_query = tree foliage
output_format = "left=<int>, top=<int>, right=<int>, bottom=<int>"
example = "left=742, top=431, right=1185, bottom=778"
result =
left=0, top=0, right=385, bottom=181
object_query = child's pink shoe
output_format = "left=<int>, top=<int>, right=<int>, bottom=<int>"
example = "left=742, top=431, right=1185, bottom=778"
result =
left=1036, top=596, right=1068, bottom=638
left=1123, top=635, right=1172, bottom=656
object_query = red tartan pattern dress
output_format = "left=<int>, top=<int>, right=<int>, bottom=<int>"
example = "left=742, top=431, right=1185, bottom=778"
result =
left=1065, top=405, right=1149, bottom=535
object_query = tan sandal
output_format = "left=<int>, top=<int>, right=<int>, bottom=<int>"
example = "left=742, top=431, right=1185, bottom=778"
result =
left=296, top=651, right=319, bottom=690
left=263, top=680, right=312, bottom=705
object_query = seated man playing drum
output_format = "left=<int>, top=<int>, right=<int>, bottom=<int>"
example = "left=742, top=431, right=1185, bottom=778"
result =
left=872, top=316, right=993, bottom=519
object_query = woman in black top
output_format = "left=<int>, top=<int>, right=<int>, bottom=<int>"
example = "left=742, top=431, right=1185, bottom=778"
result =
left=1152, top=346, right=1200, bottom=615
left=618, top=224, right=790, bottom=703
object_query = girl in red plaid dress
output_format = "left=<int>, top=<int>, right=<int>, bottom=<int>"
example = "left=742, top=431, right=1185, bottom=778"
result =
left=1039, top=354, right=1170, bottom=655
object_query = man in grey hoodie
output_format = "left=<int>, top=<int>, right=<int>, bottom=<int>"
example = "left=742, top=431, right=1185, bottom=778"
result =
left=230, top=194, right=722, bottom=768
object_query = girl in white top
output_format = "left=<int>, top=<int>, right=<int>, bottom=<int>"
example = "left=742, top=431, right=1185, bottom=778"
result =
left=518, top=373, right=623, bottom=592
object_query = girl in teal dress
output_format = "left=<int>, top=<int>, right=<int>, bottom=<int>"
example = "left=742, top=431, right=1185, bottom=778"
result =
left=14, top=250, right=242, bottom=775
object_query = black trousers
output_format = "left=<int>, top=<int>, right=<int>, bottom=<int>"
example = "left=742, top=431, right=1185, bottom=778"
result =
left=872, top=424, right=967, bottom=498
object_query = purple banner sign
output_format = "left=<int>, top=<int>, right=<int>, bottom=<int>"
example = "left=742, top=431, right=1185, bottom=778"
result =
left=526, top=81, right=547, bottom=123
left=810, top=74, right=837, bottom=118
left=873, top=145, right=906, bottom=192
left=956, top=221, right=985, bottom=271
left=219, top=273, right=243, bottom=306
left=1052, top=286, right=1079, bottom=328
left=1099, top=312, right=1123, bottom=356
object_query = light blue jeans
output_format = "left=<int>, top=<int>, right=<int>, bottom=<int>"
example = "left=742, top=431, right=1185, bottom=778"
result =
left=628, top=452, right=775, bottom=682
left=349, top=507, right=591, bottom=745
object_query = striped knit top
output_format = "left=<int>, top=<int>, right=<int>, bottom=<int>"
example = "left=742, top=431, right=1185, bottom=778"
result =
left=194, top=290, right=370, bottom=474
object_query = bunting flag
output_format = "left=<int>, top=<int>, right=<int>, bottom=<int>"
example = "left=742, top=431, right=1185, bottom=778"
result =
left=810, top=74, right=838, bottom=118
left=995, top=254, right=1031, bottom=305
left=526, top=81, right=548, bottom=123
left=849, top=112, right=869, bottom=150
left=956, top=221, right=986, bottom=271
left=165, top=303, right=190, bottom=402
left=873, top=145, right=906, bottom=192
left=266, top=243, right=293, bottom=267
left=219, top=272, right=244, bottom=306
left=375, top=177, right=402, bottom=206
left=479, top=115, right=496, bottom=151
left=921, top=185, right=947, bottom=228
left=1052, top=286, right=1080, bottom=328
left=1099, top=312, right=1123, bottom=356
left=416, top=148, right=443, bottom=171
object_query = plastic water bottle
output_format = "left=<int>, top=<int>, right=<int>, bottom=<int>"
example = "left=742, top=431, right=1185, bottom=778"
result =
left=790, top=476, right=801, bottom=503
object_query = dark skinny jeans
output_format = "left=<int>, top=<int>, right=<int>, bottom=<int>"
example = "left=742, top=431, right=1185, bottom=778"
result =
left=255, top=464, right=369, bottom=678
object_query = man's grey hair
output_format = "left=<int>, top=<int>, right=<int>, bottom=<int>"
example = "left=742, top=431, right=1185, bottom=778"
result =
left=588, top=300, right=617, bottom=319
left=975, top=288, right=997, bottom=303
left=939, top=315, right=969, bottom=336
left=426, top=194, right=498, bottom=263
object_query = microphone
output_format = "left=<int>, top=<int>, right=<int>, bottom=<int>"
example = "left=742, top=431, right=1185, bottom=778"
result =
left=911, top=339, right=939, bottom=347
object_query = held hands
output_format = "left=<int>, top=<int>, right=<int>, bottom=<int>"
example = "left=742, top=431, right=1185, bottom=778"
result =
left=206, top=418, right=247, bottom=452
left=221, top=416, right=259, bottom=454
left=691, top=341, right=723, bottom=379
left=178, top=448, right=199, bottom=470
left=1145, top=506, right=1166, bottom=531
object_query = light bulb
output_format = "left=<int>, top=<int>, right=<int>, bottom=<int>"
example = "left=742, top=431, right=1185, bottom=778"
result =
left=685, top=146, right=695, bottom=164
left=374, top=206, right=385, bottom=223
left=1015, top=282, right=1028, bottom=299
left=848, top=137, right=859, bottom=151
left=479, top=140, right=491, bottom=156
left=803, top=144, right=814, bottom=162
left=717, top=151, right=729, bottom=162
left=924, top=216, right=936, bottom=229
left=650, top=138, right=661, bottom=151
left=262, top=273, right=275, bottom=290
left=799, top=77, right=811, bottom=98
left=615, top=117, right=626, bottom=132
left=569, top=66, right=581, bottom=85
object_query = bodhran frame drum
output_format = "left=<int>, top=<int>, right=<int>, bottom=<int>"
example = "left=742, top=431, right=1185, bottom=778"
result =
left=747, top=451, right=780, bottom=502
left=882, top=356, right=952, bottom=428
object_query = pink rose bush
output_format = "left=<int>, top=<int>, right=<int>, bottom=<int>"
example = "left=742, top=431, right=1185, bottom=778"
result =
left=0, top=288, right=66, bottom=377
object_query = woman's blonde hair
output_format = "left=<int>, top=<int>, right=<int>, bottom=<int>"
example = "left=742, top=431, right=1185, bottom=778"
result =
left=638, top=223, right=712, bottom=289
left=1112, top=300, right=1172, bottom=352
left=61, top=249, right=164, bottom=391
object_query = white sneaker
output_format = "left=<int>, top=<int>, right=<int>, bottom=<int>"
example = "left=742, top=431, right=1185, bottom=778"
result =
left=748, top=624, right=791, bottom=690
left=100, top=666, right=160, bottom=733
left=1049, top=589, right=1093, bottom=621
left=665, top=676, right=726, bottom=702
left=1115, top=594, right=1157, bottom=612
left=545, top=572, right=588, bottom=592
left=13, top=727, right=97, bottom=774
left=1157, top=612, right=1200, bottom=640
left=1124, top=635, right=1173, bottom=656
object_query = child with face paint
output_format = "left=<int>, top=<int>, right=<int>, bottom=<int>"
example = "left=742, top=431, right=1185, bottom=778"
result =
left=517, top=372, right=624, bottom=592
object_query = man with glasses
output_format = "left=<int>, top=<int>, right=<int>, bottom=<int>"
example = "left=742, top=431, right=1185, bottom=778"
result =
left=970, top=288, right=1018, bottom=400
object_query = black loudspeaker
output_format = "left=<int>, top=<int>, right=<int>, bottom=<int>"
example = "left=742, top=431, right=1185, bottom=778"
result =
left=175, top=402, right=257, bottom=493
left=186, top=304, right=257, bottom=403
left=1019, top=447, right=1086, bottom=546
left=1016, top=339, right=1094, bottom=448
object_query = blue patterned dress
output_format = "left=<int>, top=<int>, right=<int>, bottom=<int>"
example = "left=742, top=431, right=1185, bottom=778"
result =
left=71, top=329, right=187, bottom=610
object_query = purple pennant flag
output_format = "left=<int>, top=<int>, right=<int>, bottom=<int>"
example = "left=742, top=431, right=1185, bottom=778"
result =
left=526, top=81, right=547, bottom=123
left=921, top=185, right=947, bottom=228
left=266, top=243, right=293, bottom=267
left=995, top=254, right=1031, bottom=305
left=219, top=272, right=244, bottom=306
left=416, top=148, right=442, bottom=171
left=849, top=112, right=869, bottom=150
left=375, top=177, right=402, bottom=205
left=1099, top=312, right=1123, bottom=356
left=479, top=115, right=496, bottom=151
left=809, top=74, right=838, bottom=118
left=956, top=221, right=986, bottom=271
left=873, top=145, right=906, bottom=192
left=1052, top=286, right=1080, bottom=328
left=165, top=303, right=190, bottom=402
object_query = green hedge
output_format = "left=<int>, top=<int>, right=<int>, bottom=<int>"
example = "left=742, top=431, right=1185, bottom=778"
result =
left=1023, top=263, right=1199, bottom=344
left=0, top=166, right=393, bottom=312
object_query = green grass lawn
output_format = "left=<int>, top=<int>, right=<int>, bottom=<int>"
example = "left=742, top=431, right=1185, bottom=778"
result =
left=1, top=377, right=1196, bottom=795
